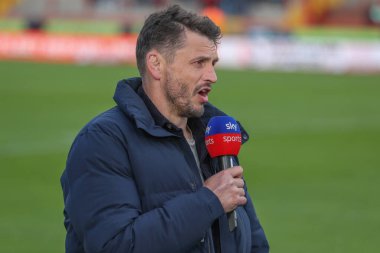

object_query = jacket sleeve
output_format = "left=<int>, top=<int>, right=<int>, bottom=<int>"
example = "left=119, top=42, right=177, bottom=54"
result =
left=64, top=128, right=225, bottom=253
left=244, top=189, right=270, bottom=253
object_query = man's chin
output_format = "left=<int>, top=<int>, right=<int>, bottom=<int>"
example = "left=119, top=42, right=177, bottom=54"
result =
left=181, top=105, right=204, bottom=118
left=191, top=106, right=205, bottom=118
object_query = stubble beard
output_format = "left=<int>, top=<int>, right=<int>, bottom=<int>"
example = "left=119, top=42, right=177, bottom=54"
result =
left=165, top=72, right=205, bottom=118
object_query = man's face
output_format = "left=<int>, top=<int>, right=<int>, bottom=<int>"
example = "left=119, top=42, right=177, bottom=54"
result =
left=162, top=30, right=219, bottom=118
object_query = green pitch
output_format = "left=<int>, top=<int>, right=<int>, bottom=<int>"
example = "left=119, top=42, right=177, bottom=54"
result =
left=0, top=61, right=379, bottom=252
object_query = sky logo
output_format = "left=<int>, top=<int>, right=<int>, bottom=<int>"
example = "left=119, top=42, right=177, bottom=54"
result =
left=225, top=122, right=238, bottom=131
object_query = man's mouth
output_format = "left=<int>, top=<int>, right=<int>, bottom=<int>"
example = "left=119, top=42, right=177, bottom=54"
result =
left=197, top=86, right=211, bottom=103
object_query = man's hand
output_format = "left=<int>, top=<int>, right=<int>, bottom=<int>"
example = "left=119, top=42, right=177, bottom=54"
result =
left=204, top=166, right=247, bottom=213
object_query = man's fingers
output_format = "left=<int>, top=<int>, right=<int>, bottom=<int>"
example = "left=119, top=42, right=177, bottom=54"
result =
left=235, top=178, right=245, bottom=188
left=228, top=166, right=243, bottom=178
left=238, top=196, right=247, bottom=206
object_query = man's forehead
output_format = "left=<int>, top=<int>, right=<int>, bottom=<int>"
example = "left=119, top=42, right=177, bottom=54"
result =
left=184, top=30, right=217, bottom=47
left=177, top=31, right=218, bottom=58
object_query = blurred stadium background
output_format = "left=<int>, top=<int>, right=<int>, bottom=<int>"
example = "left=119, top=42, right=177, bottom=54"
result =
left=1, top=0, right=379, bottom=252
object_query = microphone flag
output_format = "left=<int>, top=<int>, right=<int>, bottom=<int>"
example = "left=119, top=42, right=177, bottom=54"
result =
left=205, top=116, right=242, bottom=158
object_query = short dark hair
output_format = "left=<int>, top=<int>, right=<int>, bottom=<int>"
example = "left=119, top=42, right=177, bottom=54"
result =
left=136, top=5, right=222, bottom=77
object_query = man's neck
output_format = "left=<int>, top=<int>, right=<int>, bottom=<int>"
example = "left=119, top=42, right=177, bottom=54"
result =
left=142, top=81, right=189, bottom=134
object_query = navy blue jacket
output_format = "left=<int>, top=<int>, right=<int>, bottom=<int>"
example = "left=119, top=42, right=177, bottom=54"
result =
left=61, top=78, right=269, bottom=253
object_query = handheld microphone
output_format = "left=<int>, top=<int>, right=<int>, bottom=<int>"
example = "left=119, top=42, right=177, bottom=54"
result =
left=205, top=116, right=242, bottom=231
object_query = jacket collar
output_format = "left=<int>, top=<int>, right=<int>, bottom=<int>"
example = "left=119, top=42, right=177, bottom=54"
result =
left=113, top=77, right=249, bottom=143
left=113, top=78, right=175, bottom=137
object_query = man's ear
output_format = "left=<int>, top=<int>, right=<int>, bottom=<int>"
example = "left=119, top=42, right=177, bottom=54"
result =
left=146, top=50, right=164, bottom=80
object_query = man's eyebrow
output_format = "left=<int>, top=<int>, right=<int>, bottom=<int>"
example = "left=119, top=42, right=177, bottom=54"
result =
left=192, top=56, right=219, bottom=63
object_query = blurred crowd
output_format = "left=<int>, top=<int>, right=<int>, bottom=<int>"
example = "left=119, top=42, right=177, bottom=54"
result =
left=83, top=0, right=285, bottom=15
left=3, top=0, right=380, bottom=35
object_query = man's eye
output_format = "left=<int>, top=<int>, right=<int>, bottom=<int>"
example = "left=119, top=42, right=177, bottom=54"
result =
left=195, top=60, right=204, bottom=66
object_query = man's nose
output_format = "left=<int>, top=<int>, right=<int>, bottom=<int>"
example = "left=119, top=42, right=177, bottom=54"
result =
left=204, top=66, right=217, bottom=84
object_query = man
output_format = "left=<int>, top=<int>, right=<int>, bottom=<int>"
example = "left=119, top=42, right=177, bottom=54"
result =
left=61, top=5, right=269, bottom=253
